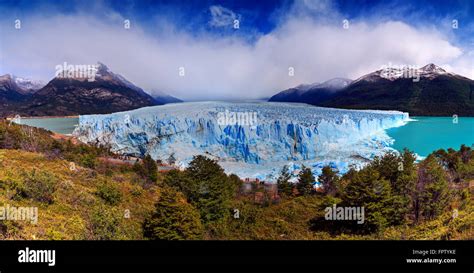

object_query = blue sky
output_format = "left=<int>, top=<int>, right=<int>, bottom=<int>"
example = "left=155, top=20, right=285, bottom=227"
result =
left=3, top=0, right=473, bottom=38
left=0, top=0, right=473, bottom=100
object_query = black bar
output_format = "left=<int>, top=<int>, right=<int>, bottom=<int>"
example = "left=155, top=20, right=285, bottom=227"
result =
left=0, top=240, right=471, bottom=273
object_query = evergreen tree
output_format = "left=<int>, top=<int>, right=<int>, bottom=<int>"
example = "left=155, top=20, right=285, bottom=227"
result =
left=133, top=154, right=158, bottom=183
left=371, top=151, right=400, bottom=186
left=458, top=144, right=472, bottom=164
left=276, top=165, right=293, bottom=197
left=163, top=169, right=192, bottom=194
left=389, top=149, right=417, bottom=224
left=228, top=173, right=243, bottom=195
left=143, top=154, right=158, bottom=182
left=184, top=155, right=236, bottom=223
left=457, top=145, right=474, bottom=180
left=415, top=155, right=451, bottom=221
left=434, top=148, right=460, bottom=172
left=143, top=187, right=203, bottom=240
left=342, top=166, right=392, bottom=233
left=318, top=166, right=339, bottom=196
left=367, top=150, right=417, bottom=225
left=296, top=165, right=314, bottom=196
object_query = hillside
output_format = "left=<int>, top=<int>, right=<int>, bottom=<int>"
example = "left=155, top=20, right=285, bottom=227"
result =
left=269, top=78, right=352, bottom=105
left=270, top=64, right=474, bottom=116
left=0, top=120, right=472, bottom=240
left=323, top=73, right=474, bottom=116
left=0, top=149, right=161, bottom=239
left=0, top=63, right=182, bottom=117
left=0, top=120, right=163, bottom=239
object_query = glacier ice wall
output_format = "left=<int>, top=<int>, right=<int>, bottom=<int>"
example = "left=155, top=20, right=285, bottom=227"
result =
left=73, top=101, right=409, bottom=181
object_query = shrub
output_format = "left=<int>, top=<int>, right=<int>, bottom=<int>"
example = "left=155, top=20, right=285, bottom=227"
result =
left=80, top=154, right=97, bottom=169
left=88, top=206, right=122, bottom=240
left=96, top=182, right=122, bottom=205
left=130, top=185, right=144, bottom=197
left=16, top=169, right=57, bottom=204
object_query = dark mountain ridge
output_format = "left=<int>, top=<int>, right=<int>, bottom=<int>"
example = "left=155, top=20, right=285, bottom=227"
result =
left=270, top=64, right=474, bottom=116
left=0, top=63, right=182, bottom=117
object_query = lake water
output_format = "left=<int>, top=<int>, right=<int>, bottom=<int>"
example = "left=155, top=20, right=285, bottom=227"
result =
left=386, top=116, right=474, bottom=157
left=18, top=117, right=79, bottom=135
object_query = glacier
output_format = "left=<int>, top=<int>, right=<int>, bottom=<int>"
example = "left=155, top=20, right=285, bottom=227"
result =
left=73, top=101, right=410, bottom=181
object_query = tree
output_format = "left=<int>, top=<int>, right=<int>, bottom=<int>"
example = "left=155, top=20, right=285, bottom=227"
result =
left=364, top=149, right=417, bottom=226
left=185, top=155, right=236, bottom=223
left=143, top=154, right=158, bottom=182
left=371, top=151, right=400, bottom=186
left=390, top=149, right=417, bottom=225
left=134, top=154, right=158, bottom=183
left=434, top=148, right=460, bottom=172
left=296, top=165, right=314, bottom=196
left=415, top=155, right=451, bottom=221
left=167, top=153, right=177, bottom=165
left=143, top=187, right=203, bottom=240
left=228, top=174, right=243, bottom=196
left=276, top=165, right=293, bottom=197
left=164, top=169, right=192, bottom=194
left=436, top=146, right=474, bottom=181
left=458, top=144, right=472, bottom=164
left=342, top=166, right=392, bottom=233
left=318, top=166, right=339, bottom=196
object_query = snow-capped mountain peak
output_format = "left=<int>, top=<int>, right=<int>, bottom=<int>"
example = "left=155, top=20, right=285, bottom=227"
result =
left=0, top=74, right=45, bottom=94
left=354, top=63, right=450, bottom=83
left=420, top=63, right=446, bottom=73
left=50, top=62, right=182, bottom=105
left=12, top=75, right=46, bottom=92
left=95, top=62, right=141, bottom=90
left=53, top=62, right=145, bottom=92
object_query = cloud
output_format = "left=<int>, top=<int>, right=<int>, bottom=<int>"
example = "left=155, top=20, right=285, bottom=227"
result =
left=209, top=5, right=241, bottom=28
left=0, top=2, right=472, bottom=101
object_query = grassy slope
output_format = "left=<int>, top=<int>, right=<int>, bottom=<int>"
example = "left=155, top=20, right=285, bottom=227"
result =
left=0, top=149, right=160, bottom=240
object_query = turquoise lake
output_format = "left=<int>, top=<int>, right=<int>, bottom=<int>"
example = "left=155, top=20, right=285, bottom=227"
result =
left=18, top=117, right=79, bottom=135
left=386, top=116, right=474, bottom=157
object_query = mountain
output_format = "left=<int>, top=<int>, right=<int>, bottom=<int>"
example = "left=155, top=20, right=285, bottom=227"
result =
left=0, top=63, right=176, bottom=117
left=322, top=64, right=474, bottom=116
left=0, top=74, right=46, bottom=115
left=270, top=64, right=474, bottom=116
left=10, top=75, right=46, bottom=94
left=0, top=74, right=45, bottom=99
left=0, top=74, right=26, bottom=103
left=151, top=90, right=183, bottom=104
left=23, top=62, right=159, bottom=116
left=269, top=78, right=352, bottom=105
